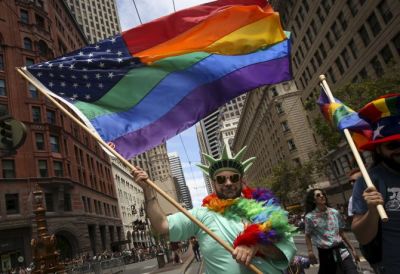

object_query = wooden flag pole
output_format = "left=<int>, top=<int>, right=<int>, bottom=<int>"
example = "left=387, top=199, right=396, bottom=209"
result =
left=319, top=75, right=388, bottom=222
left=17, top=67, right=263, bottom=274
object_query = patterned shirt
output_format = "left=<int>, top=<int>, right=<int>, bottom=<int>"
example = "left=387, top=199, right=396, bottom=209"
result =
left=305, top=207, right=345, bottom=249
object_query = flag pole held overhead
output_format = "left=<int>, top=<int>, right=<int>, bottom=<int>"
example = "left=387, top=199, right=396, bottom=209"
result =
left=17, top=67, right=264, bottom=274
left=319, top=75, right=388, bottom=222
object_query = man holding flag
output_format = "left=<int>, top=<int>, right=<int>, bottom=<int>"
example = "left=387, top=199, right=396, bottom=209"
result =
left=133, top=145, right=296, bottom=274
left=351, top=94, right=400, bottom=274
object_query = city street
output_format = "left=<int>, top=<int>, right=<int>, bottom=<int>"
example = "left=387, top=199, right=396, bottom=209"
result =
left=118, top=232, right=373, bottom=274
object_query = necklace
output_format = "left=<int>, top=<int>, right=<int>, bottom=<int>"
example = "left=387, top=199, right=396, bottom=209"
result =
left=202, top=187, right=297, bottom=247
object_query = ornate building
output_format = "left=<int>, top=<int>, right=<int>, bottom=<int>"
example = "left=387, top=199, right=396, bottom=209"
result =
left=0, top=1, right=122, bottom=271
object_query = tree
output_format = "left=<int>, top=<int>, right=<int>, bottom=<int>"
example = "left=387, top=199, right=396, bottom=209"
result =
left=257, top=161, right=315, bottom=207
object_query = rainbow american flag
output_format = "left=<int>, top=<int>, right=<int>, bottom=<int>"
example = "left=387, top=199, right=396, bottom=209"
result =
left=317, top=90, right=372, bottom=149
left=25, top=0, right=292, bottom=159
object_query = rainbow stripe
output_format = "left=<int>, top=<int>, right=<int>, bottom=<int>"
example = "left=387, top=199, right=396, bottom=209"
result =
left=27, top=0, right=291, bottom=158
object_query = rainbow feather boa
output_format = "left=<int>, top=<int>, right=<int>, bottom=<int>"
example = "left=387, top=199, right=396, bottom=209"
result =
left=202, top=187, right=297, bottom=248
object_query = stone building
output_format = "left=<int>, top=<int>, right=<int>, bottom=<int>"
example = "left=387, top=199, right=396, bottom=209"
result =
left=65, top=0, right=121, bottom=43
left=270, top=0, right=400, bottom=199
left=0, top=1, right=122, bottom=270
left=232, top=81, right=317, bottom=204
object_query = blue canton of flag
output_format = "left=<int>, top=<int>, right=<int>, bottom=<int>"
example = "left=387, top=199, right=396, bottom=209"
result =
left=27, top=35, right=142, bottom=102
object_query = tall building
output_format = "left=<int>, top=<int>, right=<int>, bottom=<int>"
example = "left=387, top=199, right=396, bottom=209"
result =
left=233, top=81, right=317, bottom=201
left=196, top=95, right=247, bottom=194
left=196, top=111, right=220, bottom=194
left=65, top=0, right=121, bottom=43
left=111, top=157, right=152, bottom=249
left=270, top=0, right=400, bottom=199
left=168, top=152, right=193, bottom=209
left=130, top=143, right=179, bottom=215
left=217, top=94, right=246, bottom=148
left=0, top=1, right=123, bottom=270
left=270, top=0, right=399, bottom=104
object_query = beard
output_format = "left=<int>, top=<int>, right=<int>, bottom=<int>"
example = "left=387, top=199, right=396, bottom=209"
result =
left=381, top=153, right=400, bottom=170
left=215, top=187, right=242, bottom=199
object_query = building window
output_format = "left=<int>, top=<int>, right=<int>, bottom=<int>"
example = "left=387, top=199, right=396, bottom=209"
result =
left=0, top=80, right=6, bottom=99
left=38, top=160, right=48, bottom=177
left=275, top=103, right=284, bottom=114
left=5, top=194, right=19, bottom=214
left=316, top=7, right=325, bottom=24
left=358, top=26, right=371, bottom=46
left=0, top=55, right=4, bottom=71
left=64, top=193, right=72, bottom=211
left=335, top=58, right=345, bottom=75
left=341, top=49, right=351, bottom=68
left=367, top=13, right=382, bottom=36
left=348, top=39, right=358, bottom=59
left=0, top=104, right=8, bottom=116
left=319, top=43, right=327, bottom=58
left=54, top=160, right=63, bottom=176
left=20, top=9, right=29, bottom=24
left=23, top=38, right=33, bottom=50
left=47, top=110, right=56, bottom=124
left=29, top=84, right=38, bottom=99
left=315, top=51, right=322, bottom=66
left=32, top=106, right=41, bottom=122
left=281, top=121, right=290, bottom=132
left=380, top=45, right=393, bottom=64
left=331, top=22, right=341, bottom=40
left=377, top=0, right=393, bottom=24
left=392, top=32, right=400, bottom=53
left=45, top=193, right=54, bottom=212
left=371, top=56, right=384, bottom=77
left=338, top=12, right=348, bottom=31
left=26, top=58, right=34, bottom=66
left=50, top=135, right=60, bottom=153
left=359, top=68, right=368, bottom=79
left=2, top=159, right=15, bottom=178
left=326, top=32, right=334, bottom=49
left=35, top=133, right=45, bottom=150
left=38, top=40, right=48, bottom=56
left=347, top=0, right=358, bottom=16
left=271, top=87, right=278, bottom=97
left=310, top=20, right=317, bottom=36
left=287, top=139, right=296, bottom=151
left=35, top=14, right=45, bottom=29
left=328, top=67, right=336, bottom=83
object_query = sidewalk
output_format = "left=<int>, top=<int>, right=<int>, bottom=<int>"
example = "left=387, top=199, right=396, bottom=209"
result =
left=150, top=249, right=194, bottom=274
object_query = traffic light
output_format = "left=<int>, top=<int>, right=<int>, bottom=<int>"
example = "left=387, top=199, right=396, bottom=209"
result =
left=0, top=119, right=13, bottom=148
left=0, top=115, right=27, bottom=156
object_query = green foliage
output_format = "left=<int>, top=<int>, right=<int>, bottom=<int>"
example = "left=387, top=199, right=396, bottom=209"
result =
left=313, top=117, right=342, bottom=150
left=335, top=63, right=400, bottom=109
left=257, top=161, right=315, bottom=206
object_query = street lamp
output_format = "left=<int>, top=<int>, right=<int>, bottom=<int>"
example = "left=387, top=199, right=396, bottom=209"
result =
left=30, top=184, right=64, bottom=273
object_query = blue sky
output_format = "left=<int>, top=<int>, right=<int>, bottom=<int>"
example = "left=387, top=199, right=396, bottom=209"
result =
left=116, top=0, right=210, bottom=207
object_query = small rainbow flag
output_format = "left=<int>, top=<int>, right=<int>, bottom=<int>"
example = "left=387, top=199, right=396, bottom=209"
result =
left=317, top=90, right=372, bottom=149
left=25, top=0, right=292, bottom=159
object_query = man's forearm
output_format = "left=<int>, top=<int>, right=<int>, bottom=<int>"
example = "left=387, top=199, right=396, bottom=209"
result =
left=351, top=210, right=379, bottom=244
left=143, top=186, right=169, bottom=234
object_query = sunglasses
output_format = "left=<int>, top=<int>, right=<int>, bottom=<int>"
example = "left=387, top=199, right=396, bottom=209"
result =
left=383, top=141, right=400, bottom=150
left=215, top=174, right=241, bottom=185
left=348, top=179, right=356, bottom=184
left=314, top=192, right=325, bottom=198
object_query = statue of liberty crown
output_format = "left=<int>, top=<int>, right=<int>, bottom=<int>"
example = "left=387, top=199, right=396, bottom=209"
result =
left=197, top=145, right=256, bottom=179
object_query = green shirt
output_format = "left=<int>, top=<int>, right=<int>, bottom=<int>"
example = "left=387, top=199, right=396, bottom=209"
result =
left=167, top=207, right=296, bottom=274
